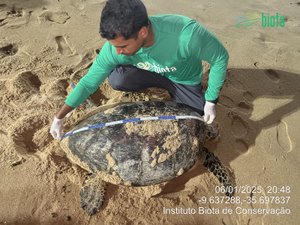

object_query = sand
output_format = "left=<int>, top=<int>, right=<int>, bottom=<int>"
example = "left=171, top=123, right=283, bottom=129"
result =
left=0, top=0, right=300, bottom=224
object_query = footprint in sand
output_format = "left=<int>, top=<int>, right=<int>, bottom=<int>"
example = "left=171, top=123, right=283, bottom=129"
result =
left=0, top=43, right=18, bottom=58
left=243, top=91, right=254, bottom=102
left=219, top=94, right=252, bottom=115
left=219, top=95, right=236, bottom=109
left=237, top=91, right=255, bottom=114
left=235, top=139, right=249, bottom=153
left=264, top=69, right=280, bottom=83
left=0, top=4, right=7, bottom=26
left=55, top=36, right=73, bottom=55
left=290, top=2, right=300, bottom=6
left=5, top=71, right=42, bottom=98
left=228, top=112, right=249, bottom=138
left=237, top=101, right=252, bottom=114
left=228, top=76, right=246, bottom=91
left=277, top=120, right=292, bottom=152
left=0, top=5, right=32, bottom=28
left=6, top=5, right=23, bottom=18
left=38, top=11, right=70, bottom=24
left=9, top=114, right=50, bottom=155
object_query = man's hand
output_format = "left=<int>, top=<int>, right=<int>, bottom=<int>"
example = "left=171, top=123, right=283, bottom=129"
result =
left=203, top=101, right=216, bottom=124
left=50, top=117, right=65, bottom=140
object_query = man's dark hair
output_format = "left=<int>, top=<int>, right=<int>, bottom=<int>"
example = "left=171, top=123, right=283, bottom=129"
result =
left=100, top=0, right=149, bottom=40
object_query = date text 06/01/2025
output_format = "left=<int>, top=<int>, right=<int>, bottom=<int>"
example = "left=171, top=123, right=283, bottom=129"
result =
left=214, top=185, right=291, bottom=195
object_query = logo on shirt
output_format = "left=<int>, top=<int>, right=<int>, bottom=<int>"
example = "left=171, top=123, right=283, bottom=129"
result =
left=136, top=61, right=177, bottom=74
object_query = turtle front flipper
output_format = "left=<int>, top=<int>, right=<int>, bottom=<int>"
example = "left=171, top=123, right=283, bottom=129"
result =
left=201, top=147, right=235, bottom=197
left=80, top=175, right=106, bottom=215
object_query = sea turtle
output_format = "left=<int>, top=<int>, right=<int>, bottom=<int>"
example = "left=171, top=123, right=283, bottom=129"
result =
left=60, top=101, right=234, bottom=215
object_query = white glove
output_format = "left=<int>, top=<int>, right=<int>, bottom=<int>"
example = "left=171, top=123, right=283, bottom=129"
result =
left=50, top=116, right=65, bottom=140
left=203, top=101, right=216, bottom=124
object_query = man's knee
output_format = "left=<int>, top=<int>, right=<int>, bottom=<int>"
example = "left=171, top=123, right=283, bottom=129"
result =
left=109, top=65, right=149, bottom=91
left=108, top=69, right=127, bottom=91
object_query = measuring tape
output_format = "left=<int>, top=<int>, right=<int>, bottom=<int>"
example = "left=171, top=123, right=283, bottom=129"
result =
left=62, top=115, right=204, bottom=139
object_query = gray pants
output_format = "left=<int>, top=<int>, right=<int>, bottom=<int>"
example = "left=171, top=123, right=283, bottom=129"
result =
left=108, top=65, right=205, bottom=114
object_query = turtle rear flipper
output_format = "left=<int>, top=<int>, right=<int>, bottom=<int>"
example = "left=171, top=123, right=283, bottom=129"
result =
left=205, top=123, right=220, bottom=141
left=201, top=147, right=235, bottom=197
left=80, top=175, right=106, bottom=215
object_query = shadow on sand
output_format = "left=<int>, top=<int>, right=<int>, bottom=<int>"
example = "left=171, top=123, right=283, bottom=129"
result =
left=157, top=68, right=300, bottom=195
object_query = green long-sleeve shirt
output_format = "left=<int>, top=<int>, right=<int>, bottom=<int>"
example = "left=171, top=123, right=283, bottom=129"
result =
left=66, top=14, right=229, bottom=108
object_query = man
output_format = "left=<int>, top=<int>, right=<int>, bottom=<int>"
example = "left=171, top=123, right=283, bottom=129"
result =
left=50, top=0, right=229, bottom=140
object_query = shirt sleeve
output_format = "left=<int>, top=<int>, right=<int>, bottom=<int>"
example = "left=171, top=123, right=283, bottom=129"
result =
left=65, top=42, right=118, bottom=108
left=187, top=22, right=229, bottom=102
